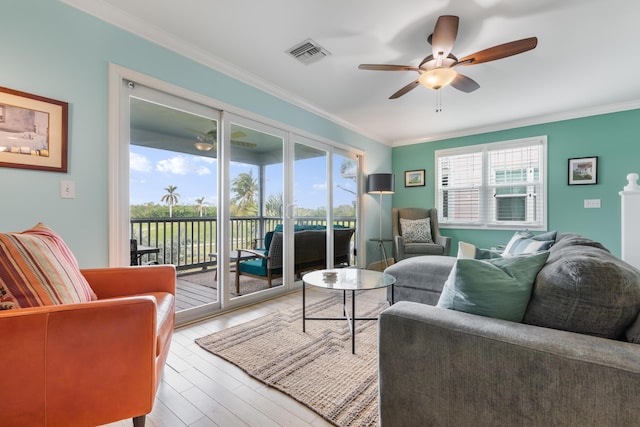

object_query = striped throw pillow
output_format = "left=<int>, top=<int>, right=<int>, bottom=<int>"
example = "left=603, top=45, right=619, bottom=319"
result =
left=0, top=223, right=96, bottom=310
left=503, top=230, right=557, bottom=257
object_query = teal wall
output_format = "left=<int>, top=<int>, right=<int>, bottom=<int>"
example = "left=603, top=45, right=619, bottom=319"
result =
left=392, top=109, right=640, bottom=257
left=0, top=1, right=391, bottom=267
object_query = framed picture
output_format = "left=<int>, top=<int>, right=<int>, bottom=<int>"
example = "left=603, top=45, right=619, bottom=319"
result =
left=404, top=169, right=425, bottom=187
left=568, top=156, right=598, bottom=185
left=0, top=86, right=68, bottom=172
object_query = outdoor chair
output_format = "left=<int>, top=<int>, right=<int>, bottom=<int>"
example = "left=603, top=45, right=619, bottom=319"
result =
left=235, top=228, right=354, bottom=294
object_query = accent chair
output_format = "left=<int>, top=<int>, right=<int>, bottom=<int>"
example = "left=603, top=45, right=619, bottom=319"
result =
left=392, top=207, right=451, bottom=261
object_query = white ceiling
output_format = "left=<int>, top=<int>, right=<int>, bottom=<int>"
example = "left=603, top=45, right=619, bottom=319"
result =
left=63, top=0, right=640, bottom=146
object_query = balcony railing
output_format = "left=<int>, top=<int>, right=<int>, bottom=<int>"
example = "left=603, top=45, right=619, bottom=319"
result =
left=130, top=216, right=356, bottom=271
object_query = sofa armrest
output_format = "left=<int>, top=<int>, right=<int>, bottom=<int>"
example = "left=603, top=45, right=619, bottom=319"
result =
left=81, top=264, right=176, bottom=299
left=379, top=302, right=640, bottom=427
left=1, top=297, right=158, bottom=426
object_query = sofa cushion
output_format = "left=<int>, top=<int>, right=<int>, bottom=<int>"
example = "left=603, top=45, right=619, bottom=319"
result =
left=385, top=255, right=455, bottom=294
left=524, top=237, right=640, bottom=339
left=238, top=258, right=282, bottom=276
left=403, top=241, right=444, bottom=256
left=0, top=223, right=97, bottom=309
left=502, top=230, right=557, bottom=256
left=400, top=218, right=432, bottom=243
left=437, top=251, right=550, bottom=322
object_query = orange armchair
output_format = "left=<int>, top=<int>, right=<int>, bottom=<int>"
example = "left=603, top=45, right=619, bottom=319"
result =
left=1, top=265, right=176, bottom=427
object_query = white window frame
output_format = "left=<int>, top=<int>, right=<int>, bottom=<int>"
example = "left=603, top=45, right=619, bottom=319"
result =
left=435, top=136, right=547, bottom=230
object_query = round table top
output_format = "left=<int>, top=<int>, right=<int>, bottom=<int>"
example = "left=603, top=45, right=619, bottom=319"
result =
left=302, top=268, right=396, bottom=291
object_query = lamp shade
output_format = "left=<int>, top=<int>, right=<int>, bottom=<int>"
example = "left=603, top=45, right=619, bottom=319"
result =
left=368, top=173, right=395, bottom=194
left=418, top=67, right=458, bottom=90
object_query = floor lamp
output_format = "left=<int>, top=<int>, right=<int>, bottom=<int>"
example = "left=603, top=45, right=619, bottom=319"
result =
left=367, top=173, right=395, bottom=268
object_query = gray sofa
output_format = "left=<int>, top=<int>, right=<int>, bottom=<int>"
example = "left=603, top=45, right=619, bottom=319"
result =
left=379, top=233, right=640, bottom=426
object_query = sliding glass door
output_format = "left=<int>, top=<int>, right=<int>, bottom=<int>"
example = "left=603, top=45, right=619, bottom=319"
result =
left=292, top=136, right=359, bottom=270
left=222, top=116, right=288, bottom=305
left=126, top=83, right=221, bottom=319
left=332, top=150, right=359, bottom=267
left=113, top=68, right=364, bottom=324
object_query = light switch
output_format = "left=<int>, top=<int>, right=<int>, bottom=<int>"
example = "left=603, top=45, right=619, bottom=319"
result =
left=584, top=199, right=600, bottom=208
left=60, top=181, right=75, bottom=199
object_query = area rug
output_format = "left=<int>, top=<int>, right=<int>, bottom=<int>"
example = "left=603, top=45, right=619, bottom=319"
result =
left=195, top=291, right=389, bottom=427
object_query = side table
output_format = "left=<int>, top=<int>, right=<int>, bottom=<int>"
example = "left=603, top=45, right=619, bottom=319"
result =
left=302, top=268, right=396, bottom=354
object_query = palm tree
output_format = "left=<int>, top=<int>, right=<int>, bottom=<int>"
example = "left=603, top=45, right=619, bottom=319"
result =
left=265, top=192, right=283, bottom=217
left=340, top=158, right=357, bottom=181
left=338, top=158, right=357, bottom=195
left=231, top=171, right=258, bottom=215
left=160, top=185, right=180, bottom=217
left=195, top=197, right=207, bottom=217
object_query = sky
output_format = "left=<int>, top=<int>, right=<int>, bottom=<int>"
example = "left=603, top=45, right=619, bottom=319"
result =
left=129, top=145, right=357, bottom=210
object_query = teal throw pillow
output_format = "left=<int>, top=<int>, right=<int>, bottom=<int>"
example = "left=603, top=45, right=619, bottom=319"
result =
left=436, top=251, right=550, bottom=322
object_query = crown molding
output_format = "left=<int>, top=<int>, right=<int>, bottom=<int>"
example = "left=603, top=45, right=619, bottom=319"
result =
left=392, top=99, right=640, bottom=147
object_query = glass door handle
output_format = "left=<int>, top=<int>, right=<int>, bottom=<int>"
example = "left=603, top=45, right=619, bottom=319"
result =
left=285, top=203, right=297, bottom=220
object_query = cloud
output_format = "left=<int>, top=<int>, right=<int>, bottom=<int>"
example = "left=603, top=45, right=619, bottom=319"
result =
left=156, top=156, right=190, bottom=175
left=156, top=155, right=217, bottom=176
left=313, top=182, right=327, bottom=191
left=130, top=152, right=152, bottom=172
left=196, top=166, right=211, bottom=176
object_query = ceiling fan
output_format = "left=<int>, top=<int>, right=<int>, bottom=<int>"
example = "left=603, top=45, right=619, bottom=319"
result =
left=358, top=15, right=537, bottom=99
left=189, top=127, right=257, bottom=151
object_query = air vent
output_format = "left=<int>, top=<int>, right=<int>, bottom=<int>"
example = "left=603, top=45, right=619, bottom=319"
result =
left=287, top=39, right=331, bottom=65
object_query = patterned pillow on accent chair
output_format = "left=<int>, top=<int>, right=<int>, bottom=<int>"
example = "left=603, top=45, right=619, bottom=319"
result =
left=399, top=217, right=433, bottom=243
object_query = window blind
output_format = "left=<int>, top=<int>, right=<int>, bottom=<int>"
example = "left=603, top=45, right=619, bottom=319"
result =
left=436, top=136, right=547, bottom=230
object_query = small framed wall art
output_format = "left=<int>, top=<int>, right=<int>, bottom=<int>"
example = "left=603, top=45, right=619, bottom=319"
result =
left=568, top=156, right=597, bottom=185
left=0, top=86, right=68, bottom=172
left=404, top=169, right=425, bottom=187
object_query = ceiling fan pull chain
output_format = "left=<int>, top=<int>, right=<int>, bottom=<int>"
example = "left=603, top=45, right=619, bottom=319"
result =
left=435, top=90, right=442, bottom=113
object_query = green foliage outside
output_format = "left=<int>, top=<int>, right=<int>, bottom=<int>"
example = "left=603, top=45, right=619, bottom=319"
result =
left=131, top=160, right=357, bottom=269
left=131, top=202, right=218, bottom=219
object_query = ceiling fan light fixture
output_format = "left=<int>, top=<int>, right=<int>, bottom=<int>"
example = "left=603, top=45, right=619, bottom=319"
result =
left=419, top=67, right=458, bottom=90
left=194, top=141, right=214, bottom=151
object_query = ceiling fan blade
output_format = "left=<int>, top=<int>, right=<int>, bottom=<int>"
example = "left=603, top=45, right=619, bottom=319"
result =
left=431, top=15, right=459, bottom=59
left=450, top=74, right=480, bottom=93
left=359, top=64, right=419, bottom=72
left=458, top=37, right=538, bottom=66
left=389, top=80, right=420, bottom=99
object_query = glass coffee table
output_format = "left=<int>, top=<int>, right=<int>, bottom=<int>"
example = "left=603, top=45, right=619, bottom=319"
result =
left=302, top=268, right=396, bottom=354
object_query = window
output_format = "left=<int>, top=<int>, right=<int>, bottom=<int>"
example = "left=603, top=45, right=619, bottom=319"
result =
left=435, top=136, right=547, bottom=230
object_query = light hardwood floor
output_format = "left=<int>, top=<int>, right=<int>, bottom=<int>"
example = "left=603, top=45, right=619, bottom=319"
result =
left=102, top=287, right=386, bottom=427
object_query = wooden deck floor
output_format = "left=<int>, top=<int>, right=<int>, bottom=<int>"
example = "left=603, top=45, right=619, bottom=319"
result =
left=176, top=279, right=217, bottom=311
left=175, top=270, right=283, bottom=311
